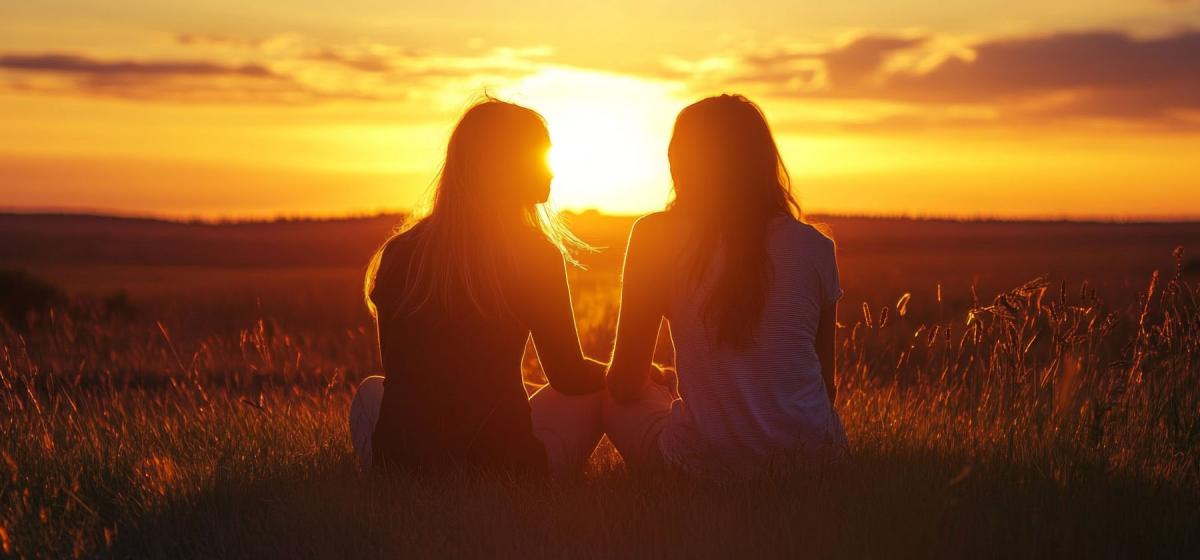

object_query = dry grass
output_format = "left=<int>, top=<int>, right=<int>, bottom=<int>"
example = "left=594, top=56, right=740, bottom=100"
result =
left=2, top=240, right=1200, bottom=557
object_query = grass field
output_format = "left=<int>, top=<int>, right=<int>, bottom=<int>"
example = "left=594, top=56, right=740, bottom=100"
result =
left=2, top=213, right=1199, bottom=558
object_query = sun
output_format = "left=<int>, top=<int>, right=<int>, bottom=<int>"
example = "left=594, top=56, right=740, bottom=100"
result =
left=499, top=68, right=685, bottom=215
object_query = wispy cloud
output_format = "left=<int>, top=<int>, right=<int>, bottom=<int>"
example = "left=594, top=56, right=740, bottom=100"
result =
left=0, top=38, right=553, bottom=104
left=5, top=27, right=1198, bottom=132
left=0, top=52, right=353, bottom=103
left=0, top=53, right=280, bottom=79
left=304, top=47, right=398, bottom=73
left=667, top=29, right=1200, bottom=129
left=174, top=33, right=277, bottom=49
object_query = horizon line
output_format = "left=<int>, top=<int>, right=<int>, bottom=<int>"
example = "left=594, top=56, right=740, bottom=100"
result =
left=4, top=205, right=1200, bottom=226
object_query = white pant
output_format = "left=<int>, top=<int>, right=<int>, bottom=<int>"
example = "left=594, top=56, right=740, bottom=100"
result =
left=600, top=382, right=677, bottom=469
left=349, top=376, right=605, bottom=478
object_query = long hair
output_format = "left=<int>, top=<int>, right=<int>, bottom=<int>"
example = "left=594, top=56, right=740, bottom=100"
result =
left=667, top=94, right=802, bottom=347
left=364, top=97, right=585, bottom=320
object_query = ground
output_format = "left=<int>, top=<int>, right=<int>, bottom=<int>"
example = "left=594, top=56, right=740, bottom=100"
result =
left=2, top=213, right=1198, bottom=558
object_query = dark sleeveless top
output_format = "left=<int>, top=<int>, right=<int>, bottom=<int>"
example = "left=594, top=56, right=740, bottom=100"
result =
left=368, top=224, right=601, bottom=474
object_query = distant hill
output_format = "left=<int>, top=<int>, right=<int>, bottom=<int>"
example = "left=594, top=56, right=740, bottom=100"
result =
left=3, top=211, right=1198, bottom=314
left=0, top=213, right=403, bottom=268
left=3, top=211, right=1196, bottom=269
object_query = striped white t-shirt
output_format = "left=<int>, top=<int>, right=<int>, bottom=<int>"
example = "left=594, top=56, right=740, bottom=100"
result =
left=659, top=215, right=848, bottom=474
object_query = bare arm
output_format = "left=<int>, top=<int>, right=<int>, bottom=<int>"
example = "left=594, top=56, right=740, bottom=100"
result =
left=526, top=249, right=606, bottom=395
left=607, top=217, right=668, bottom=403
left=816, top=301, right=838, bottom=404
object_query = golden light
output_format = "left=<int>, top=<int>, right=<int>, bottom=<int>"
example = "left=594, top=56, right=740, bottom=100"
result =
left=500, top=68, right=686, bottom=214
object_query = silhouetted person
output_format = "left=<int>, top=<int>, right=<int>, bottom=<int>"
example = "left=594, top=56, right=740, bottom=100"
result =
left=349, top=99, right=606, bottom=477
left=603, top=95, right=848, bottom=476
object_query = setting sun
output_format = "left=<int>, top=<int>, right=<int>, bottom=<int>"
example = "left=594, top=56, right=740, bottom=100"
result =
left=500, top=68, right=684, bottom=214
left=3, top=0, right=1200, bottom=219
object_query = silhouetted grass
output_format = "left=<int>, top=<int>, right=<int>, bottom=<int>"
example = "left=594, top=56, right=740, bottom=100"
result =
left=3, top=260, right=1200, bottom=557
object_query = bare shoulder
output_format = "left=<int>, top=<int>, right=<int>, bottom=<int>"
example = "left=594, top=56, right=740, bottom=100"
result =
left=625, top=212, right=683, bottom=265
left=633, top=210, right=671, bottom=232
left=629, top=211, right=677, bottom=246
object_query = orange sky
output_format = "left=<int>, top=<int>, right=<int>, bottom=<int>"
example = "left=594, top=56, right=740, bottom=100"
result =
left=2, top=0, right=1199, bottom=219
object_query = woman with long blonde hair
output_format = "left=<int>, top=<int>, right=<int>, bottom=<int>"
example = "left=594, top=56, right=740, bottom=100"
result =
left=349, top=98, right=606, bottom=477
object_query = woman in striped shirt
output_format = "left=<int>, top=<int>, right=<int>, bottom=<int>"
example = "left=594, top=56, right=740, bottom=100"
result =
left=603, top=95, right=848, bottom=477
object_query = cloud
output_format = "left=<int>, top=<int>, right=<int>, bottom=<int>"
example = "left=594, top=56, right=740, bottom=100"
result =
left=0, top=53, right=280, bottom=79
left=672, top=29, right=1200, bottom=128
left=822, top=35, right=928, bottom=85
left=0, top=40, right=549, bottom=104
left=889, top=32, right=1197, bottom=98
left=305, top=47, right=397, bottom=73
left=175, top=33, right=270, bottom=49
left=0, top=52, right=347, bottom=103
left=301, top=44, right=542, bottom=79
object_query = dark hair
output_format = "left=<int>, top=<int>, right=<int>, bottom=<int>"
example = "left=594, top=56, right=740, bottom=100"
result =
left=667, top=94, right=801, bottom=347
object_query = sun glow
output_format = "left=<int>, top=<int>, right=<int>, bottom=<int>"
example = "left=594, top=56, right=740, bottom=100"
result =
left=500, top=68, right=685, bottom=214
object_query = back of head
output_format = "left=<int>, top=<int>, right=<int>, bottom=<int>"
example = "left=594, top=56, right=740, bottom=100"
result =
left=667, top=94, right=802, bottom=347
left=365, top=97, right=583, bottom=321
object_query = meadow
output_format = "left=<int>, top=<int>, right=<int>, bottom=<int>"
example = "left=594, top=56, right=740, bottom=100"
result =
left=2, top=213, right=1199, bottom=558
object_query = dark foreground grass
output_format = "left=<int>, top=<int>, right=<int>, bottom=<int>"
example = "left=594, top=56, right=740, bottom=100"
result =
left=3, top=389, right=1196, bottom=559
left=3, top=267, right=1200, bottom=558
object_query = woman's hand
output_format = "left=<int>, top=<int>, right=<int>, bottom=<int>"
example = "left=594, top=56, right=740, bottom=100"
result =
left=608, top=363, right=676, bottom=404
left=606, top=365, right=648, bottom=404
left=650, top=364, right=679, bottom=399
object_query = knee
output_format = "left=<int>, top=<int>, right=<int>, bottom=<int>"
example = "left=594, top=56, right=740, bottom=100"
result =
left=353, top=375, right=385, bottom=408
left=600, top=384, right=674, bottom=436
left=530, top=384, right=604, bottom=418
left=356, top=375, right=384, bottom=395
